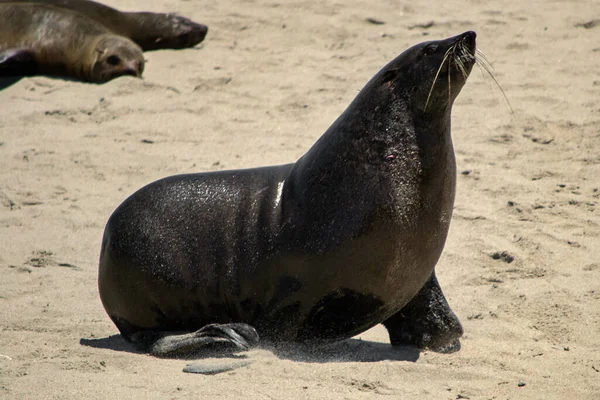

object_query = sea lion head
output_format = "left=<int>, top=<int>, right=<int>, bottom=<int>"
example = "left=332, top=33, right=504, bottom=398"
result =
left=141, top=13, right=208, bottom=50
left=375, top=31, right=476, bottom=116
left=89, top=35, right=145, bottom=83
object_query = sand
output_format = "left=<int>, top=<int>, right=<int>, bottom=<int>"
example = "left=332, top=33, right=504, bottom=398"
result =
left=1, top=0, right=599, bottom=398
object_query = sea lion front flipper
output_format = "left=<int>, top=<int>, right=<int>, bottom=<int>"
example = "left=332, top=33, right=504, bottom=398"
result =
left=382, top=272, right=463, bottom=353
left=132, top=323, right=260, bottom=358
left=0, top=48, right=38, bottom=76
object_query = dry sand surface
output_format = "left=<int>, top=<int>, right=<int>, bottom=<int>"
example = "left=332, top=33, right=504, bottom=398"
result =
left=1, top=0, right=599, bottom=398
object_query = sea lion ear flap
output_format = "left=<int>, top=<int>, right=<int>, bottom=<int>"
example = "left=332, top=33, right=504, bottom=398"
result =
left=93, top=48, right=105, bottom=63
left=381, top=68, right=400, bottom=83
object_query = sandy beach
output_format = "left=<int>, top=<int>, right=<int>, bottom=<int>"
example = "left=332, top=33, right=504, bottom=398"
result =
left=1, top=0, right=599, bottom=398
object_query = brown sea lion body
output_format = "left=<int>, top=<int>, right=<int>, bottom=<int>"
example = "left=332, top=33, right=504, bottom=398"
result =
left=2, top=0, right=208, bottom=51
left=0, top=2, right=144, bottom=82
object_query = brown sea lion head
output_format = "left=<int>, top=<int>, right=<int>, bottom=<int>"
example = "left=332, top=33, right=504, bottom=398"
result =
left=138, top=13, right=208, bottom=50
left=162, top=13, right=208, bottom=48
left=88, top=35, right=145, bottom=83
left=374, top=31, right=477, bottom=116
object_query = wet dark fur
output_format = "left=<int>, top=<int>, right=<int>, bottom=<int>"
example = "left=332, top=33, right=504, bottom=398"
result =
left=98, top=32, right=477, bottom=358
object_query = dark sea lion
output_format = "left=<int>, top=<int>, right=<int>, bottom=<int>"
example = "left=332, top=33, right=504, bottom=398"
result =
left=2, top=0, right=208, bottom=51
left=0, top=3, right=144, bottom=82
left=98, top=31, right=477, bottom=359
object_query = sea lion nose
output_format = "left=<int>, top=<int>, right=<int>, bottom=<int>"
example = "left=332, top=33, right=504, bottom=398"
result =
left=122, top=67, right=139, bottom=77
left=196, top=24, right=208, bottom=41
left=461, top=31, right=477, bottom=48
left=126, top=60, right=144, bottom=77
left=186, top=23, right=208, bottom=46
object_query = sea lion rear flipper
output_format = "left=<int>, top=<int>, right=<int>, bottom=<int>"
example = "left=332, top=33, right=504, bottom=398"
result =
left=0, top=48, right=38, bottom=76
left=382, top=272, right=463, bottom=353
left=131, top=323, right=260, bottom=359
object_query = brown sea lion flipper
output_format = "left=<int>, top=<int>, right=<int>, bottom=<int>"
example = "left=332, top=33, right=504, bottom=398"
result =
left=383, top=272, right=463, bottom=353
left=130, top=323, right=260, bottom=358
left=0, top=48, right=37, bottom=76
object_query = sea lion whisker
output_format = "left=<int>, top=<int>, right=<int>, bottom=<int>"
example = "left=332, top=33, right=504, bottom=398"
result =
left=455, top=51, right=469, bottom=79
left=425, top=46, right=454, bottom=110
left=475, top=56, right=495, bottom=75
left=475, top=55, right=494, bottom=78
left=446, top=43, right=463, bottom=101
left=475, top=60, right=488, bottom=81
left=440, top=45, right=454, bottom=61
left=451, top=43, right=470, bottom=71
left=475, top=58, right=514, bottom=114
left=447, top=43, right=463, bottom=105
left=475, top=49, right=494, bottom=70
left=447, top=54, right=452, bottom=106
left=457, top=61, right=468, bottom=79
left=457, top=42, right=475, bottom=65
left=473, top=52, right=495, bottom=76
left=450, top=43, right=459, bottom=61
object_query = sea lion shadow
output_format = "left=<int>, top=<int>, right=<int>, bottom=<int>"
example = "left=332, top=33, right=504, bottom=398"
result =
left=80, top=334, right=420, bottom=363
left=0, top=75, right=137, bottom=90
left=267, top=338, right=421, bottom=363
left=79, top=334, right=143, bottom=354
left=0, top=77, right=23, bottom=90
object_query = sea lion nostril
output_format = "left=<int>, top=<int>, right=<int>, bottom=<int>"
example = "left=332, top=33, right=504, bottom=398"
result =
left=461, top=31, right=477, bottom=48
left=462, top=30, right=477, bottom=39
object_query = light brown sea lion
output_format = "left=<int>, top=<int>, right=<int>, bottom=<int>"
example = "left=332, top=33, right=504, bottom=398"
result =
left=98, top=32, right=477, bottom=365
left=0, top=2, right=144, bottom=83
left=2, top=0, right=208, bottom=51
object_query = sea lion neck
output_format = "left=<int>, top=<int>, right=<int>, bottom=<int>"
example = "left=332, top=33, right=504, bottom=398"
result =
left=278, top=68, right=456, bottom=242
left=290, top=84, right=452, bottom=180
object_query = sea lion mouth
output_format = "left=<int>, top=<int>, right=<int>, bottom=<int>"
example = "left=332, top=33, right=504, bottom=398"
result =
left=121, top=67, right=140, bottom=77
left=452, top=31, right=477, bottom=76
left=95, top=62, right=142, bottom=82
left=98, top=63, right=142, bottom=82
left=183, top=23, right=208, bottom=47
left=162, top=14, right=208, bottom=48
left=441, top=31, right=477, bottom=81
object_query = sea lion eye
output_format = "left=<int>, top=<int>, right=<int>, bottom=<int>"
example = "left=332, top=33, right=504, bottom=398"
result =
left=423, top=44, right=438, bottom=55
left=106, top=55, right=121, bottom=66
